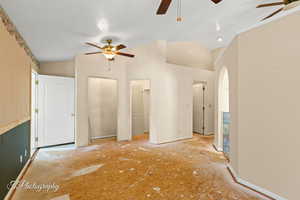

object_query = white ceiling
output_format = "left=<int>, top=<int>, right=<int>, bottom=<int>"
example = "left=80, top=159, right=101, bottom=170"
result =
left=0, top=0, right=287, bottom=61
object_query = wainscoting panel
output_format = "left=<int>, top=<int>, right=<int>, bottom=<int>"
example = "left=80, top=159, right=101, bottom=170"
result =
left=0, top=120, right=30, bottom=199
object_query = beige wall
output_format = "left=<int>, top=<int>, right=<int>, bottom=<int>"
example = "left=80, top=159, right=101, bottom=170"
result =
left=0, top=19, right=34, bottom=134
left=75, top=41, right=215, bottom=146
left=215, top=11, right=300, bottom=200
left=40, top=60, right=74, bottom=77
left=214, top=38, right=239, bottom=171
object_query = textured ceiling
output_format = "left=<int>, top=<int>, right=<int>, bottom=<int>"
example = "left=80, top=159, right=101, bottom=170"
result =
left=167, top=42, right=213, bottom=69
left=0, top=0, right=294, bottom=61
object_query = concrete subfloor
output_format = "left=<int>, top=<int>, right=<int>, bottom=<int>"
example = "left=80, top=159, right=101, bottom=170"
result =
left=11, top=134, right=267, bottom=200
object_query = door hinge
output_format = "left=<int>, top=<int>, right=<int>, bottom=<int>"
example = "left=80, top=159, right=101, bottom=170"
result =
left=35, top=137, right=38, bottom=142
left=35, top=108, right=39, bottom=114
left=35, top=80, right=39, bottom=85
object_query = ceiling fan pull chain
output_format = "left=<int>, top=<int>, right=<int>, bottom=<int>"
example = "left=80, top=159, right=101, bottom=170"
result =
left=177, top=0, right=182, bottom=22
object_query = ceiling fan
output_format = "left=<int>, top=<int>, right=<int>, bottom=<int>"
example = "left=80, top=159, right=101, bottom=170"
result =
left=257, top=0, right=300, bottom=21
left=156, top=0, right=222, bottom=16
left=85, top=39, right=135, bottom=61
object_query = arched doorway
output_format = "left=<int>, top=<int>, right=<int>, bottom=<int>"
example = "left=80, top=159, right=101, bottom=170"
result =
left=218, top=67, right=229, bottom=157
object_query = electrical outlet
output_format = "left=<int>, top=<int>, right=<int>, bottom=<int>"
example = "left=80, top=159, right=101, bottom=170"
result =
left=20, top=155, right=23, bottom=163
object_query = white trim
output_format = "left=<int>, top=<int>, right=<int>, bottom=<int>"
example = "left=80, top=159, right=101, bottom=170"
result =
left=91, top=135, right=117, bottom=140
left=158, top=136, right=193, bottom=144
left=227, top=164, right=288, bottom=200
left=193, top=130, right=203, bottom=134
left=213, top=142, right=223, bottom=152
left=4, top=149, right=38, bottom=200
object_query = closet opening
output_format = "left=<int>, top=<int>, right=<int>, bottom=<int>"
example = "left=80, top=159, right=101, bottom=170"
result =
left=130, top=80, right=151, bottom=141
left=193, top=81, right=206, bottom=135
left=88, top=77, right=118, bottom=143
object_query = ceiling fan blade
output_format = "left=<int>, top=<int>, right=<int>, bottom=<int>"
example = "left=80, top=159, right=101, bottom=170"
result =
left=261, top=7, right=284, bottom=21
left=157, top=0, right=172, bottom=15
left=257, top=2, right=285, bottom=8
left=115, top=44, right=127, bottom=51
left=86, top=42, right=103, bottom=50
left=85, top=51, right=103, bottom=55
left=116, top=52, right=135, bottom=58
left=211, top=0, right=222, bottom=4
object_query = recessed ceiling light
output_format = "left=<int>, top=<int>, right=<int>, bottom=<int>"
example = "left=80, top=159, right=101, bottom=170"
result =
left=217, top=36, right=223, bottom=42
left=216, top=21, right=221, bottom=32
left=97, top=19, right=109, bottom=33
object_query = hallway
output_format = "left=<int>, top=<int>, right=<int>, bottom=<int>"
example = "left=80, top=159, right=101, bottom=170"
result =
left=12, top=135, right=266, bottom=200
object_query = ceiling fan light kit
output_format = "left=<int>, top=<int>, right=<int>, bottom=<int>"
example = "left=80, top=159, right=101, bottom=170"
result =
left=156, top=0, right=223, bottom=22
left=85, top=39, right=135, bottom=61
left=257, top=0, right=300, bottom=20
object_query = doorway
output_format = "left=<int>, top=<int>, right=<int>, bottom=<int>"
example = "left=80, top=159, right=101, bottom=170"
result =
left=37, top=75, right=75, bottom=147
left=218, top=68, right=230, bottom=157
left=87, top=77, right=118, bottom=142
left=130, top=80, right=150, bottom=140
left=193, top=82, right=206, bottom=135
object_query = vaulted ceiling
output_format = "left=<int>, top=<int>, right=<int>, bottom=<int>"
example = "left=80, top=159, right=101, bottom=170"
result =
left=0, top=0, right=294, bottom=61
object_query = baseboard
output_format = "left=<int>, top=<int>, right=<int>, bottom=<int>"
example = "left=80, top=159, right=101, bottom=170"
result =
left=212, top=143, right=223, bottom=152
left=91, top=135, right=117, bottom=140
left=158, top=136, right=193, bottom=145
left=193, top=131, right=203, bottom=134
left=212, top=143, right=221, bottom=152
left=38, top=142, right=74, bottom=149
left=227, top=165, right=287, bottom=200
left=4, top=148, right=39, bottom=200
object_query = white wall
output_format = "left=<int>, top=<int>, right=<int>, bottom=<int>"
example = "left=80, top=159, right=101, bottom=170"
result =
left=88, top=78, right=118, bottom=139
left=75, top=55, right=129, bottom=146
left=75, top=41, right=215, bottom=146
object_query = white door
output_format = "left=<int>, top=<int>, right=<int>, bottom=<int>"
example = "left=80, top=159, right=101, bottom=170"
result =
left=193, top=84, right=204, bottom=134
left=37, top=75, right=75, bottom=147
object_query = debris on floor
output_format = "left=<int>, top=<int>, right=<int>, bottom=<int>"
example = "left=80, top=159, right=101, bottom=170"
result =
left=70, top=164, right=104, bottom=178
left=11, top=134, right=266, bottom=200
left=50, top=194, right=70, bottom=200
